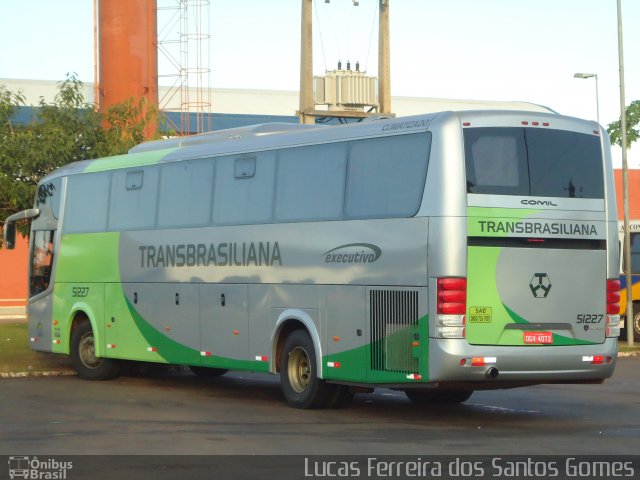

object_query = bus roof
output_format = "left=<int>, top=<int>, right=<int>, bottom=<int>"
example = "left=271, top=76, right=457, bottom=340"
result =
left=39, top=109, right=589, bottom=183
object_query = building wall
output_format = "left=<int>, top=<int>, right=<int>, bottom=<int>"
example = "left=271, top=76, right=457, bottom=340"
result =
left=613, top=169, right=640, bottom=220
left=0, top=235, right=28, bottom=316
left=0, top=78, right=553, bottom=118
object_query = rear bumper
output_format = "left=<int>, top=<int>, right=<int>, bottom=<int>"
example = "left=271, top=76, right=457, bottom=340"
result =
left=428, top=338, right=617, bottom=384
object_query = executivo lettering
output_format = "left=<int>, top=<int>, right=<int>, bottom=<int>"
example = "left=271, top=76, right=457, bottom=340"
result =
left=138, top=241, right=282, bottom=268
left=477, top=220, right=598, bottom=236
left=323, top=243, right=382, bottom=264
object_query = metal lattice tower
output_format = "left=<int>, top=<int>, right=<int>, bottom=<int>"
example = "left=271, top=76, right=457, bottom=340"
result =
left=157, top=0, right=212, bottom=134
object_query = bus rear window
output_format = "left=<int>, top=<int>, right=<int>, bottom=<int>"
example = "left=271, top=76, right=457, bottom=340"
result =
left=464, top=127, right=604, bottom=199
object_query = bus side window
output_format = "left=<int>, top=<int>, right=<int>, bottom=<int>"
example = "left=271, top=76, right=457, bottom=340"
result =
left=158, top=160, right=213, bottom=228
left=36, top=177, right=62, bottom=218
left=109, top=167, right=159, bottom=230
left=214, top=152, right=275, bottom=225
left=275, top=143, right=346, bottom=222
left=64, top=173, right=111, bottom=233
left=30, top=230, right=55, bottom=296
left=345, top=133, right=430, bottom=219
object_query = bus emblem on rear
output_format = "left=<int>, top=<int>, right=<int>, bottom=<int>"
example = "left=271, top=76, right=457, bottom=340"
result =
left=529, top=273, right=552, bottom=298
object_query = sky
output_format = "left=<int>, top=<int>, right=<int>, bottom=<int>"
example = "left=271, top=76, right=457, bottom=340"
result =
left=0, top=0, right=638, bottom=166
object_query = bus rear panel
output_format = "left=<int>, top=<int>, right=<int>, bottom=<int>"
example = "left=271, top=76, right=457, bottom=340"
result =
left=428, top=112, right=618, bottom=387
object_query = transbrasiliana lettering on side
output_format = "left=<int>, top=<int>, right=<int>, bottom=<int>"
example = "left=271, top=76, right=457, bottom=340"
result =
left=138, top=241, right=282, bottom=268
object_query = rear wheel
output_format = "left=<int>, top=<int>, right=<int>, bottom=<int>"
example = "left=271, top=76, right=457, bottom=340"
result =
left=280, top=329, right=339, bottom=409
left=633, top=308, right=640, bottom=342
left=70, top=321, right=120, bottom=380
left=189, top=366, right=228, bottom=378
left=405, top=389, right=473, bottom=405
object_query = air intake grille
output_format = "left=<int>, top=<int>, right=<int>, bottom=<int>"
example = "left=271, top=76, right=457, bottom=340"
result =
left=370, top=289, right=419, bottom=373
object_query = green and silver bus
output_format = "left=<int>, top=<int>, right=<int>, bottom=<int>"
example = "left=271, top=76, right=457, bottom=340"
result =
left=3, top=111, right=621, bottom=408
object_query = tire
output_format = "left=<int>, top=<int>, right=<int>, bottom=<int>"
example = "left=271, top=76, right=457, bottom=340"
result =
left=280, top=329, right=338, bottom=409
left=405, top=389, right=473, bottom=405
left=633, top=309, right=640, bottom=342
left=70, top=321, right=120, bottom=380
left=189, top=366, right=228, bottom=378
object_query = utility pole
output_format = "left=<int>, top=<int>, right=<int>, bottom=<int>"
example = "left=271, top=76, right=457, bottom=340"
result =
left=298, top=0, right=315, bottom=124
left=617, top=0, right=634, bottom=346
left=378, top=0, right=391, bottom=114
left=299, top=0, right=393, bottom=123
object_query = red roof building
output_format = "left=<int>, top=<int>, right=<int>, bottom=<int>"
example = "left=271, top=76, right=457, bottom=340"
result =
left=613, top=169, right=640, bottom=220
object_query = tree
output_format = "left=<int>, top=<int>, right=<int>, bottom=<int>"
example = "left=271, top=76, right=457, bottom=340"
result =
left=99, top=96, right=160, bottom=157
left=607, top=100, right=640, bottom=148
left=0, top=74, right=161, bottom=238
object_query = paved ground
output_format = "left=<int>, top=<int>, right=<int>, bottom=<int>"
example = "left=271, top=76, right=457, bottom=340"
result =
left=1, top=358, right=638, bottom=457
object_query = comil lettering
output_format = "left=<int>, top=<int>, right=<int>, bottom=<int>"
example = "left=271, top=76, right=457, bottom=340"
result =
left=521, top=199, right=558, bottom=206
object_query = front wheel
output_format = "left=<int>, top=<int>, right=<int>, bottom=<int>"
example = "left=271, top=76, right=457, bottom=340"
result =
left=405, top=389, right=473, bottom=405
left=280, top=329, right=339, bottom=409
left=70, top=321, right=120, bottom=380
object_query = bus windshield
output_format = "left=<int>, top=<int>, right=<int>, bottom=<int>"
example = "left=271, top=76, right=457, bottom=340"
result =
left=464, top=127, right=604, bottom=198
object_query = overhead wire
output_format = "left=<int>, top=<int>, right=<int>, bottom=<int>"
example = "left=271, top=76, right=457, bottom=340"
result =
left=363, top=0, right=378, bottom=72
left=313, top=0, right=328, bottom=72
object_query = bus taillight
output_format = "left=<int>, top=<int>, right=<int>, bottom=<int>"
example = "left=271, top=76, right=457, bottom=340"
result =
left=606, top=279, right=621, bottom=337
left=437, top=277, right=466, bottom=338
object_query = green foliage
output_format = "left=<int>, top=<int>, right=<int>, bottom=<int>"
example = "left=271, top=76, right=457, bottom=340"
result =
left=607, top=100, right=640, bottom=149
left=99, top=96, right=160, bottom=157
left=0, top=73, right=161, bottom=239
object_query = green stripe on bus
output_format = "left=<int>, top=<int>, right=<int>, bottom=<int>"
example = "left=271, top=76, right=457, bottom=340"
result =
left=503, top=304, right=598, bottom=346
left=83, top=147, right=178, bottom=173
left=124, top=295, right=268, bottom=372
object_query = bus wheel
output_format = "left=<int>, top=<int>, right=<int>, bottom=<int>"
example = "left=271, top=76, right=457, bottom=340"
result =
left=189, top=366, right=228, bottom=378
left=280, top=329, right=336, bottom=409
left=70, top=321, right=120, bottom=380
left=633, top=309, right=640, bottom=342
left=405, top=389, right=473, bottom=405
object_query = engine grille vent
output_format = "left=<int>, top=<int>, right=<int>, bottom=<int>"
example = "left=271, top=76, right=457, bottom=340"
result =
left=370, top=289, right=419, bottom=373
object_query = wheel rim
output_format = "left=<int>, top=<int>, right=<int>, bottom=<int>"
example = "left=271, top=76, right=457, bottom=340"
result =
left=288, top=346, right=311, bottom=393
left=78, top=332, right=101, bottom=369
left=634, top=312, right=640, bottom=334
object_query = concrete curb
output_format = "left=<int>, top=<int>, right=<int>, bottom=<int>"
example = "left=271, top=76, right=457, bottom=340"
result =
left=0, top=316, right=27, bottom=323
left=0, top=306, right=27, bottom=316
left=618, top=351, right=640, bottom=358
left=0, top=370, right=76, bottom=379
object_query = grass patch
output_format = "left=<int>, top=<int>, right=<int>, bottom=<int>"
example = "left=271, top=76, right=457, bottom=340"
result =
left=0, top=322, right=73, bottom=375
left=618, top=341, right=640, bottom=355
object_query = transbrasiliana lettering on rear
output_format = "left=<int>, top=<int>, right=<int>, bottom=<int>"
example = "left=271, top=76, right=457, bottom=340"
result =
left=477, top=220, right=597, bottom=236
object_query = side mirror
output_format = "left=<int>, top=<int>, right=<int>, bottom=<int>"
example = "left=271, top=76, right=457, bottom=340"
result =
left=2, top=222, right=16, bottom=249
left=2, top=209, right=40, bottom=250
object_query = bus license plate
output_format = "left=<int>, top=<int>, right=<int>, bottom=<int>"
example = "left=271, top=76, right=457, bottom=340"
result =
left=524, top=332, right=553, bottom=344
